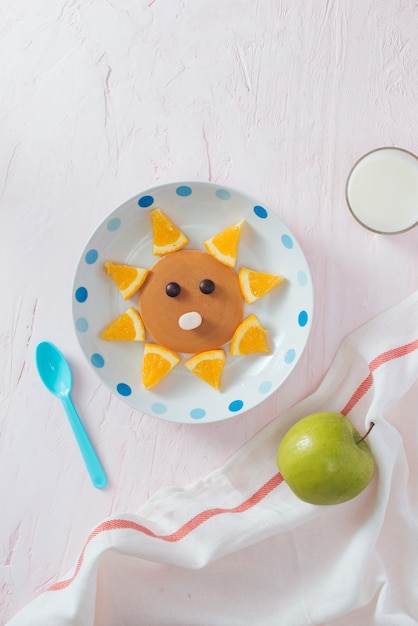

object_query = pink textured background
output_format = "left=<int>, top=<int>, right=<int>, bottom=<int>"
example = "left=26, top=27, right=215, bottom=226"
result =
left=1, top=0, right=418, bottom=622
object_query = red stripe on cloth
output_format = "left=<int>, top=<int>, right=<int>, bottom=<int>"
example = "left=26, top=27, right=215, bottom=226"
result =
left=340, top=373, right=373, bottom=416
left=341, top=338, right=418, bottom=415
left=49, top=472, right=284, bottom=591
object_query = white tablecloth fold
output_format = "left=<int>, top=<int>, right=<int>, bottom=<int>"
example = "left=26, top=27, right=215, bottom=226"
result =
left=8, top=291, right=418, bottom=625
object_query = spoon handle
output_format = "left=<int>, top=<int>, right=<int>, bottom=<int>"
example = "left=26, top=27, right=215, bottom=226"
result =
left=61, top=394, right=108, bottom=489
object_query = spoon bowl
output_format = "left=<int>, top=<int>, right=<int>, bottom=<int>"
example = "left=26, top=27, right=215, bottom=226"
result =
left=36, top=341, right=108, bottom=489
left=36, top=341, right=73, bottom=398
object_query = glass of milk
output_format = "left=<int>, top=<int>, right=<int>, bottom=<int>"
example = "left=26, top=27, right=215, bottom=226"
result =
left=346, top=147, right=418, bottom=234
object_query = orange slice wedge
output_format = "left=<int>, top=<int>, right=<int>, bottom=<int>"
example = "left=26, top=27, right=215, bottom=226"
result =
left=150, top=208, right=189, bottom=256
left=100, top=307, right=145, bottom=341
left=103, top=261, right=149, bottom=300
left=142, top=344, right=181, bottom=389
left=230, top=314, right=270, bottom=356
left=184, top=349, right=226, bottom=390
left=204, top=220, right=244, bottom=267
left=238, top=267, right=285, bottom=304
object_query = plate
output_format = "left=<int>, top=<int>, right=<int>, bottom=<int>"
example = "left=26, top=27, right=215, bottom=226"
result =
left=72, top=181, right=313, bottom=424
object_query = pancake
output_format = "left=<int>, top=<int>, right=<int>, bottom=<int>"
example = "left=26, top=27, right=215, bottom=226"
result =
left=139, top=250, right=244, bottom=353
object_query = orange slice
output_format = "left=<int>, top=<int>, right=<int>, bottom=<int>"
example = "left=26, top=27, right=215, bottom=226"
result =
left=230, top=314, right=270, bottom=356
left=204, top=220, right=245, bottom=267
left=142, top=344, right=181, bottom=389
left=150, top=208, right=189, bottom=255
left=103, top=261, right=149, bottom=300
left=238, top=267, right=285, bottom=304
left=184, top=349, right=226, bottom=390
left=100, top=307, right=145, bottom=341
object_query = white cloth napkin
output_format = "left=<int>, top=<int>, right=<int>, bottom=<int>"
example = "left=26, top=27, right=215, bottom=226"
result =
left=8, top=291, right=418, bottom=626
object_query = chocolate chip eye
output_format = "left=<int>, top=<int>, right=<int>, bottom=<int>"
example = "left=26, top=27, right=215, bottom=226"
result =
left=166, top=282, right=181, bottom=297
left=199, top=279, right=215, bottom=294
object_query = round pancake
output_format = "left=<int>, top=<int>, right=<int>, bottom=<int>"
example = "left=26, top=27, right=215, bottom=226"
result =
left=139, top=250, right=244, bottom=353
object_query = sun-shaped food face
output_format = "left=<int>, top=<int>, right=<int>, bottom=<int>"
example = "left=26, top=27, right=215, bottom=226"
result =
left=100, top=209, right=286, bottom=390
left=139, top=250, right=244, bottom=353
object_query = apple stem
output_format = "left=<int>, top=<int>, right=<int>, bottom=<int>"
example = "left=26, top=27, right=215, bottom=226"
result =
left=356, top=421, right=375, bottom=445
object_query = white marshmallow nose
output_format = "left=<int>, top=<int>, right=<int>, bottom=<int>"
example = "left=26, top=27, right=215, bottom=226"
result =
left=178, top=311, right=202, bottom=330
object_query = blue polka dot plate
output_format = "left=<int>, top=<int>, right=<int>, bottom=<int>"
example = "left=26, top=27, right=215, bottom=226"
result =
left=72, top=182, right=313, bottom=424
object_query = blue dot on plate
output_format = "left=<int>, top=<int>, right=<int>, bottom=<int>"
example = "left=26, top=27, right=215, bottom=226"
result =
left=117, top=383, right=132, bottom=397
left=190, top=408, right=206, bottom=420
left=253, top=205, right=268, bottom=219
left=176, top=185, right=192, bottom=197
left=298, top=310, right=308, bottom=327
left=75, top=317, right=88, bottom=332
left=138, top=195, right=154, bottom=208
left=259, top=380, right=272, bottom=394
left=281, top=234, right=294, bottom=249
left=75, top=287, right=88, bottom=303
left=285, top=349, right=296, bottom=364
left=107, top=217, right=121, bottom=232
left=91, top=353, right=105, bottom=368
left=216, top=189, right=231, bottom=200
left=152, top=402, right=167, bottom=415
left=297, top=270, right=308, bottom=286
left=229, top=399, right=244, bottom=412
left=85, top=249, right=98, bottom=265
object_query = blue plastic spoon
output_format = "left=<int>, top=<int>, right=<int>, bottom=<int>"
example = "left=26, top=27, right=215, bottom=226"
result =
left=35, top=341, right=108, bottom=489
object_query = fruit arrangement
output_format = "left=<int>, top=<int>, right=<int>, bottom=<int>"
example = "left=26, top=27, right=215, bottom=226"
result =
left=100, top=209, right=286, bottom=390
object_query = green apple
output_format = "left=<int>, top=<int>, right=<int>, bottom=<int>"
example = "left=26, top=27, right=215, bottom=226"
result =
left=276, top=411, right=375, bottom=505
